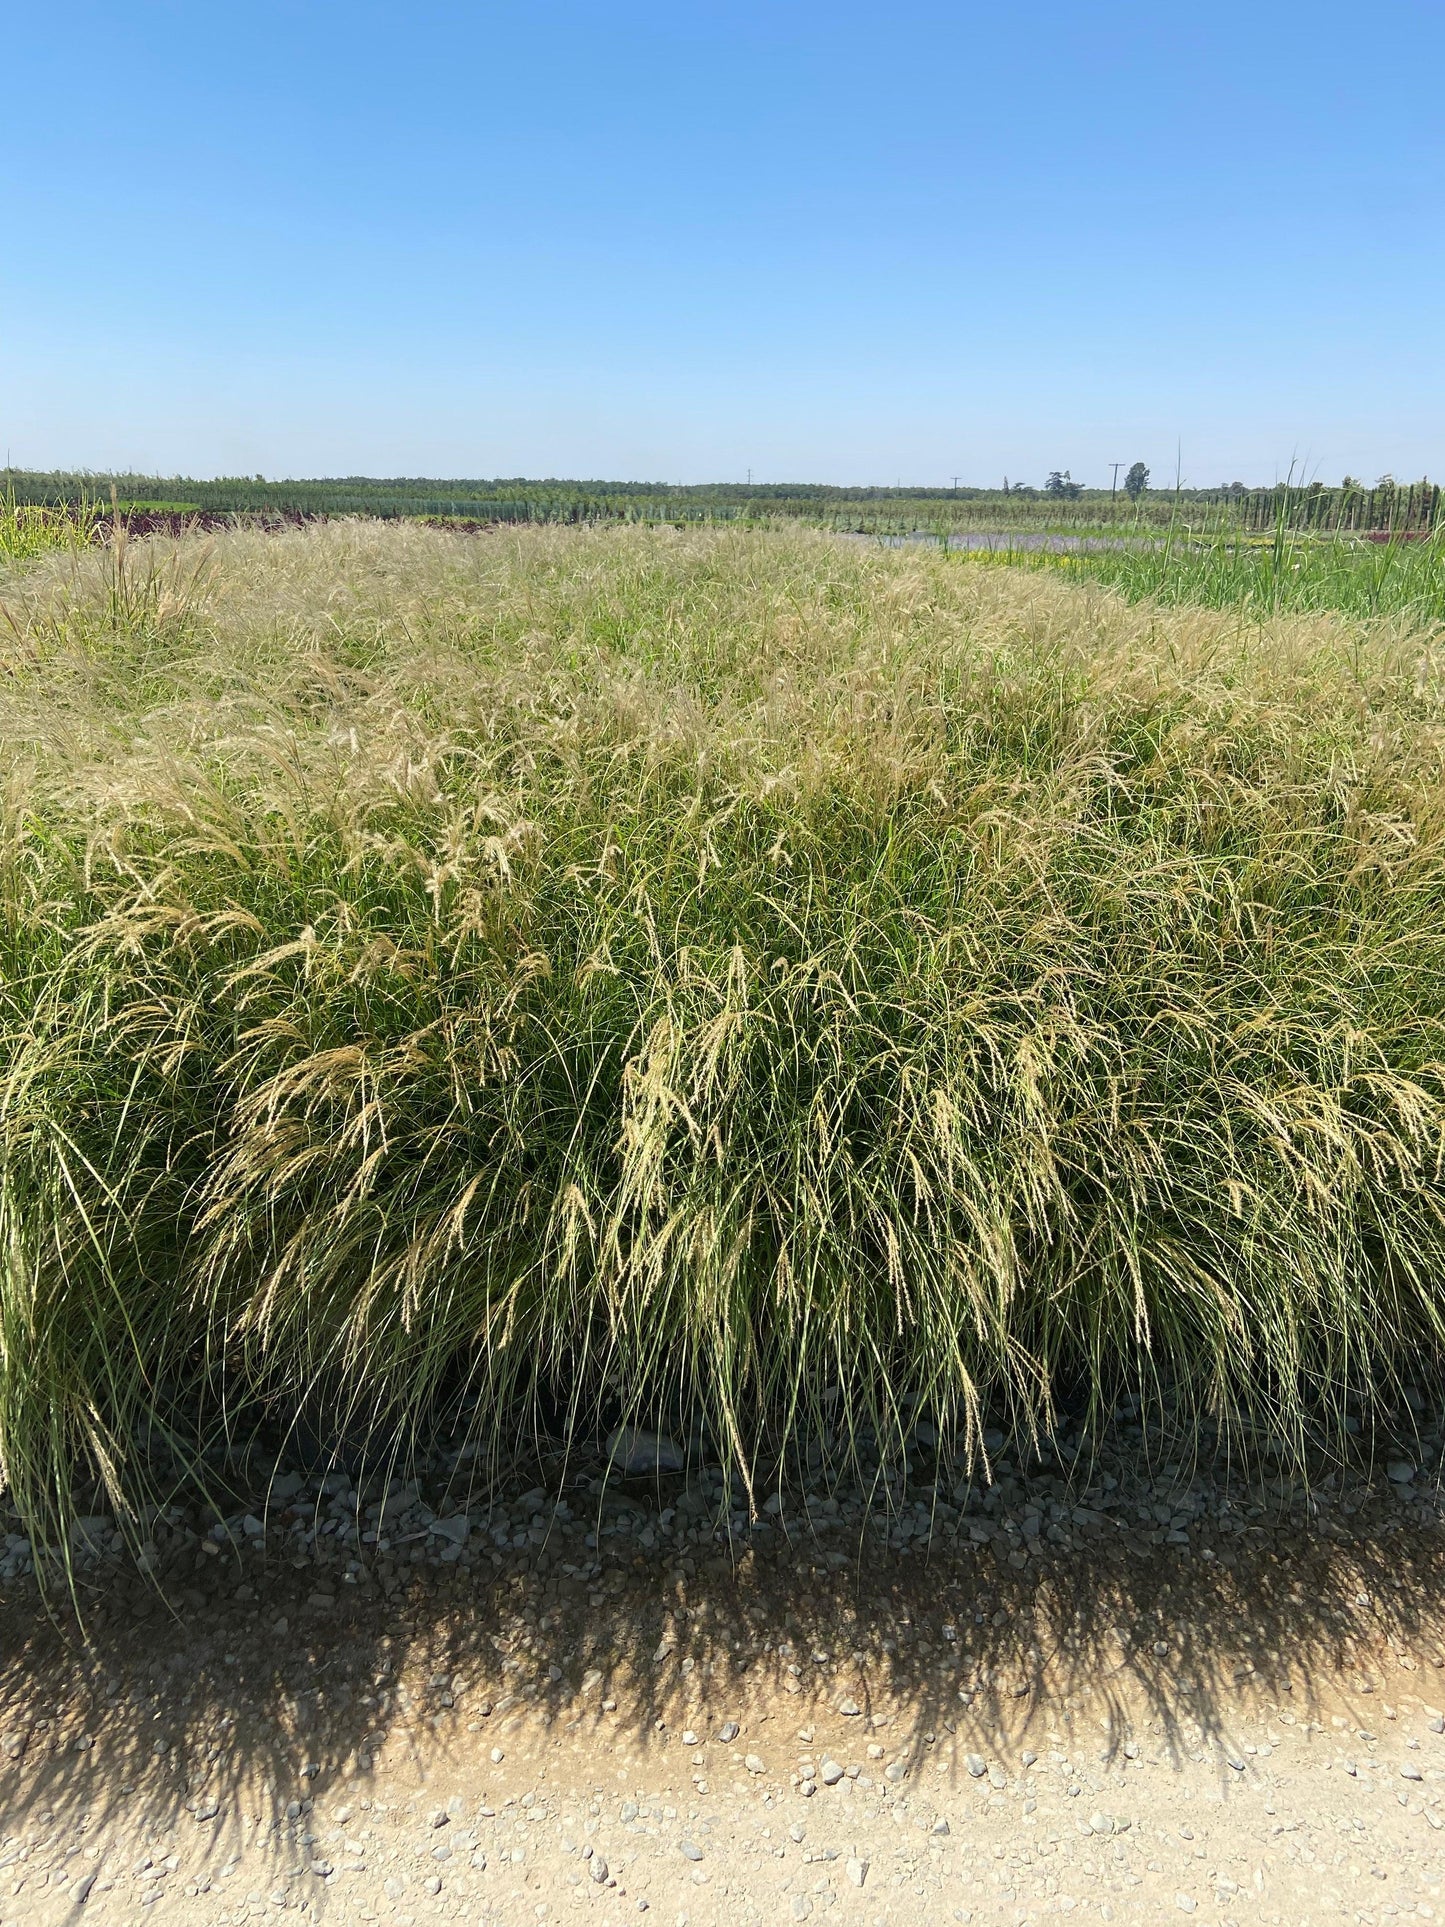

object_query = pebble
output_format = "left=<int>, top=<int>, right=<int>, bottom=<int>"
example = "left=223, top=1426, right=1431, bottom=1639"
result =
left=680, top=1841, right=703, bottom=1862
left=13, top=1397, right=1444, bottom=1644
left=847, top=1857, right=869, bottom=1888
left=1176, top=1896, right=1197, bottom=1915
left=819, top=1759, right=844, bottom=1786
left=966, top=1753, right=986, bottom=1778
left=745, top=1753, right=766, bottom=1775
left=607, top=1428, right=685, bottom=1476
left=719, top=1721, right=740, bottom=1742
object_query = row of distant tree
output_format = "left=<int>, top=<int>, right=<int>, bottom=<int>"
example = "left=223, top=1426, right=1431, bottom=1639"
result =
left=1005, top=465, right=1150, bottom=501
left=3, top=467, right=1431, bottom=516
left=1009, top=468, right=1430, bottom=502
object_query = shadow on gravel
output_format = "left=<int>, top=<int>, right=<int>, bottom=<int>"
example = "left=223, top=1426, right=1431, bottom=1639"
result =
left=2, top=1497, right=1442, bottom=1856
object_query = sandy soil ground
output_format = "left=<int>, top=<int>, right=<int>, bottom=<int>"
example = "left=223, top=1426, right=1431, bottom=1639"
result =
left=4, top=1500, right=1445, bottom=1927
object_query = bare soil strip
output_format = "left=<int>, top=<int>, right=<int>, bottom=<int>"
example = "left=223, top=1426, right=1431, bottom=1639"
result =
left=5, top=1505, right=1445, bottom=1926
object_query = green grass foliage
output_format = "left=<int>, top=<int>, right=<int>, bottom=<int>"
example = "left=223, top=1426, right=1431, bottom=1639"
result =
left=3, top=520, right=1445, bottom=1543
left=0, top=488, right=101, bottom=566
left=1042, top=524, right=1445, bottom=626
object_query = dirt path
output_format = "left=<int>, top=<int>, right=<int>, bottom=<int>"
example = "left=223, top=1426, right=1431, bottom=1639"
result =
left=4, top=1506, right=1445, bottom=1927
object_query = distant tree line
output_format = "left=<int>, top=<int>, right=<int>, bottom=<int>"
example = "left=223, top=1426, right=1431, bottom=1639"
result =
left=2, top=469, right=1436, bottom=536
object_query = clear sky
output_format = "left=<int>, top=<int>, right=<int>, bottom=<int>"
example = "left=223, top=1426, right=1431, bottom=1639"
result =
left=6, top=1, right=1442, bottom=488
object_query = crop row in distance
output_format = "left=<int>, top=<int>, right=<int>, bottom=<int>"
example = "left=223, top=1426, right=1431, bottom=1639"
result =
left=5, top=468, right=1441, bottom=537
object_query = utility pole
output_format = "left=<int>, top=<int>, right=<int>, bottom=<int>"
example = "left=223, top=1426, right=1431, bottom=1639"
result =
left=1109, top=462, right=1124, bottom=498
left=746, top=468, right=752, bottom=486
left=950, top=475, right=961, bottom=495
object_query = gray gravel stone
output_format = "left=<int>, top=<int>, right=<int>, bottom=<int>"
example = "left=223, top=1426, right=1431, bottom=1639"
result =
left=607, top=1428, right=685, bottom=1476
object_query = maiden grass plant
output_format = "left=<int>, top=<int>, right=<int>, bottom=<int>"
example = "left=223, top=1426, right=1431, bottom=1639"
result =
left=2, top=519, right=1445, bottom=1549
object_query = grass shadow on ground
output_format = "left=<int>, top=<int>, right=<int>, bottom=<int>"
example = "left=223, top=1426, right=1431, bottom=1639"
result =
left=1, top=1495, right=1440, bottom=1866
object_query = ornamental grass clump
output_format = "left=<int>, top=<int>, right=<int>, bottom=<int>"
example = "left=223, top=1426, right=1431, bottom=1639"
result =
left=1, top=519, right=1445, bottom=1547
left=0, top=487, right=100, bottom=566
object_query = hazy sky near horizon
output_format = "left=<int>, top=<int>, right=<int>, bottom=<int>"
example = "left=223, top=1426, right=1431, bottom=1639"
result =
left=6, top=2, right=1442, bottom=489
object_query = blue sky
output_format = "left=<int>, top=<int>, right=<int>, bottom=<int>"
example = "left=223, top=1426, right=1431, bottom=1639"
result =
left=6, top=2, right=1442, bottom=487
